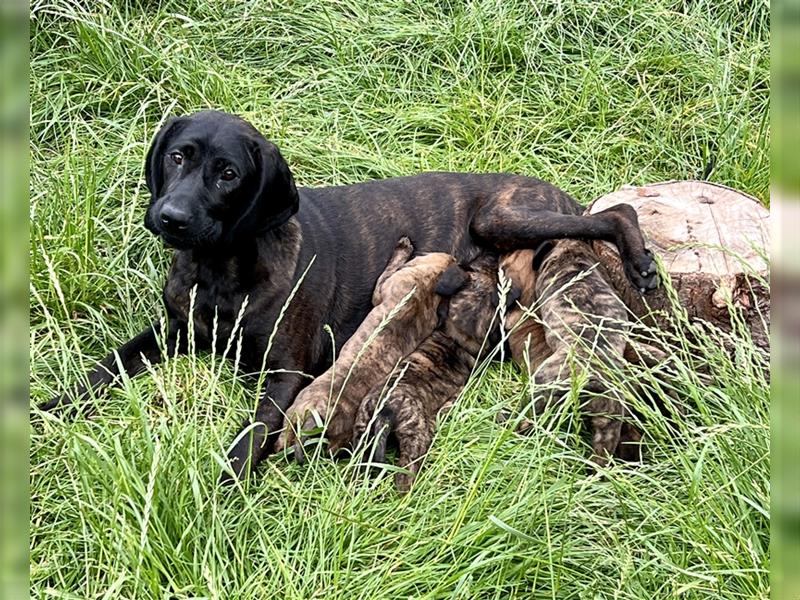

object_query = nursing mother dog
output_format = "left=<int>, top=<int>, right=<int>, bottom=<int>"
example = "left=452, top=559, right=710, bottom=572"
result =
left=42, top=110, right=658, bottom=483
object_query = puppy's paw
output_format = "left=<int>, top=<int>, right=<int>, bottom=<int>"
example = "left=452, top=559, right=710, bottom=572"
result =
left=394, top=448, right=427, bottom=495
left=385, top=236, right=414, bottom=267
left=625, top=248, right=659, bottom=293
left=273, top=412, right=299, bottom=455
left=395, top=465, right=420, bottom=495
left=354, top=426, right=389, bottom=461
left=275, top=405, right=326, bottom=463
left=291, top=414, right=321, bottom=465
left=273, top=418, right=300, bottom=456
left=615, top=422, right=643, bottom=463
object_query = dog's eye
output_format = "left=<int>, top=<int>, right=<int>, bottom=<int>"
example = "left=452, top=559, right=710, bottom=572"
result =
left=169, top=151, right=183, bottom=165
left=220, top=168, right=238, bottom=181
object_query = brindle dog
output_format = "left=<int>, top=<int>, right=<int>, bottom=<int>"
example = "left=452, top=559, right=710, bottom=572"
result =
left=274, top=238, right=456, bottom=459
left=41, top=110, right=658, bottom=482
left=352, top=253, right=509, bottom=493
left=503, top=241, right=669, bottom=464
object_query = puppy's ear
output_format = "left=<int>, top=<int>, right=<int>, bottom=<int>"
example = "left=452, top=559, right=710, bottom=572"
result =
left=467, top=253, right=498, bottom=273
left=505, top=282, right=522, bottom=309
left=435, top=265, right=469, bottom=297
left=436, top=298, right=451, bottom=329
left=235, top=137, right=299, bottom=236
left=531, top=240, right=556, bottom=271
left=144, top=117, right=188, bottom=200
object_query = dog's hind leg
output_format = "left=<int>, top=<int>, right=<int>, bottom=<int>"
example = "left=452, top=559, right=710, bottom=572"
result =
left=470, top=197, right=657, bottom=291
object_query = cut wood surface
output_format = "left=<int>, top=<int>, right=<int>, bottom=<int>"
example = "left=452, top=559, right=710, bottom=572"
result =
left=588, top=181, right=770, bottom=350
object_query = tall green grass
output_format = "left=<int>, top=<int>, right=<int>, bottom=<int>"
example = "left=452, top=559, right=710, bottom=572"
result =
left=30, top=1, right=769, bottom=598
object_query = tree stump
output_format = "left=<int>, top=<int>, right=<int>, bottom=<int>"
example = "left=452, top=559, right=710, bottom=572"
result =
left=588, top=181, right=770, bottom=351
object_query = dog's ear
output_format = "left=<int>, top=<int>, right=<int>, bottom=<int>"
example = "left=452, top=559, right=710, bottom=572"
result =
left=237, top=137, right=299, bottom=236
left=144, top=117, right=188, bottom=200
left=435, top=265, right=470, bottom=297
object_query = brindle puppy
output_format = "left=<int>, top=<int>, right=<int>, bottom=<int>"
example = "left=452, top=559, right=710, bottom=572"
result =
left=274, top=238, right=456, bottom=459
left=503, top=240, right=667, bottom=465
left=352, top=253, right=509, bottom=493
left=499, top=249, right=549, bottom=369
left=42, top=110, right=658, bottom=482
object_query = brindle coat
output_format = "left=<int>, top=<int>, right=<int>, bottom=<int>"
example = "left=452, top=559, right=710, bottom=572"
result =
left=273, top=238, right=456, bottom=458
left=352, top=254, right=506, bottom=493
left=42, top=110, right=658, bottom=482
left=503, top=241, right=668, bottom=465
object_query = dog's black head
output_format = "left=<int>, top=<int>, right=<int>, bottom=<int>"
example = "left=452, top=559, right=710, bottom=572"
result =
left=144, top=110, right=298, bottom=250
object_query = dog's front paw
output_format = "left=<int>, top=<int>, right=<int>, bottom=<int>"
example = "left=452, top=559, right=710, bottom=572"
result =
left=625, top=248, right=658, bottom=293
left=219, top=421, right=270, bottom=485
left=38, top=395, right=65, bottom=412
left=352, top=409, right=390, bottom=470
left=36, top=387, right=91, bottom=419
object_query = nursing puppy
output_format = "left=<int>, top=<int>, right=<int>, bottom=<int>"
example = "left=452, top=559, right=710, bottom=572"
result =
left=499, top=249, right=549, bottom=369
left=274, top=238, right=456, bottom=459
left=352, top=253, right=509, bottom=493
left=503, top=241, right=664, bottom=465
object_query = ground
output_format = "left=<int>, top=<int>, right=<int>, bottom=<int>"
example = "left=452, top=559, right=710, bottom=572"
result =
left=30, top=1, right=769, bottom=598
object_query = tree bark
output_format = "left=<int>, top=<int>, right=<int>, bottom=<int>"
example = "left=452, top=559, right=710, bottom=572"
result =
left=588, top=181, right=770, bottom=351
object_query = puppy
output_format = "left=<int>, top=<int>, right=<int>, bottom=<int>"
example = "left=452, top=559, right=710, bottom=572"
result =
left=352, top=253, right=510, bottom=493
left=503, top=241, right=668, bottom=465
left=274, top=238, right=456, bottom=459
left=498, top=249, right=549, bottom=370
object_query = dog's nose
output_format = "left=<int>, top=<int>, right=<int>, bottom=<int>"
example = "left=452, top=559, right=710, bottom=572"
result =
left=160, top=205, right=190, bottom=232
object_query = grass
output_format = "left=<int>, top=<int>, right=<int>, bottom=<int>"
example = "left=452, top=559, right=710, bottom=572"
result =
left=29, top=0, right=769, bottom=598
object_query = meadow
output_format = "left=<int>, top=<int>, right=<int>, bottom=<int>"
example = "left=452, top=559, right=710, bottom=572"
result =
left=30, top=1, right=770, bottom=598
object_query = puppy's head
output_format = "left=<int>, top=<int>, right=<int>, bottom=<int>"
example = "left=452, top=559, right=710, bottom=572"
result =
left=436, top=254, right=514, bottom=354
left=144, top=110, right=298, bottom=250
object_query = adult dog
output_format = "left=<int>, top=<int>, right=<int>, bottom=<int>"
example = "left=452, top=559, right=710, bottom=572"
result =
left=42, top=110, right=657, bottom=482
